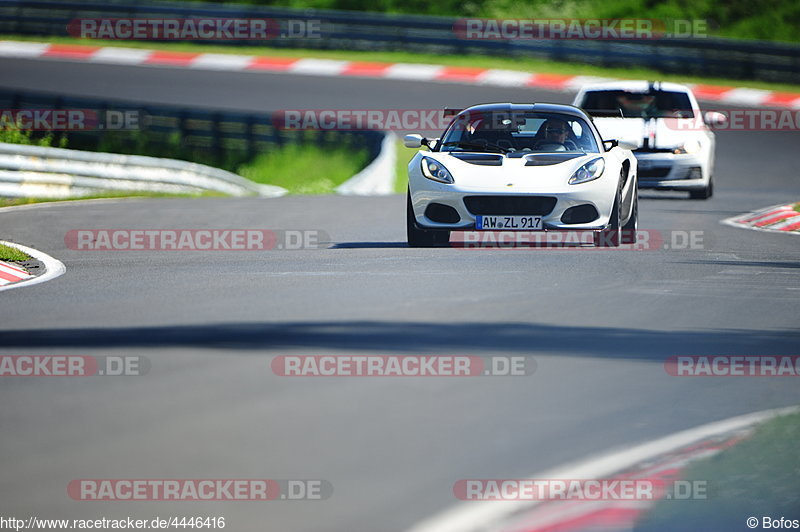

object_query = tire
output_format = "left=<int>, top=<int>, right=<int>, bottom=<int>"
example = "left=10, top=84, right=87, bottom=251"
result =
left=407, top=191, right=450, bottom=247
left=689, top=175, right=713, bottom=200
left=595, top=170, right=625, bottom=247
left=620, top=189, right=638, bottom=245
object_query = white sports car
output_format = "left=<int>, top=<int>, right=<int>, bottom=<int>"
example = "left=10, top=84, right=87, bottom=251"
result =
left=573, top=81, right=725, bottom=199
left=405, top=103, right=638, bottom=247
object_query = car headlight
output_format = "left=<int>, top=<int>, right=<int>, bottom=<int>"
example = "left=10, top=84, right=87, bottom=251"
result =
left=673, top=139, right=701, bottom=154
left=568, top=157, right=605, bottom=185
left=421, top=157, right=454, bottom=184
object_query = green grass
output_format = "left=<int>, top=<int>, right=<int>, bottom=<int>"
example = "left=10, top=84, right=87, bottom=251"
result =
left=236, top=142, right=369, bottom=194
left=394, top=139, right=420, bottom=194
left=793, top=203, right=800, bottom=213
left=636, top=410, right=800, bottom=531
left=5, top=35, right=800, bottom=93
left=0, top=190, right=225, bottom=209
left=0, top=243, right=30, bottom=261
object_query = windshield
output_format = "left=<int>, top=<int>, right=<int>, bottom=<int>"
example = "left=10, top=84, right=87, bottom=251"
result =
left=438, top=111, right=600, bottom=154
left=580, top=89, right=695, bottom=119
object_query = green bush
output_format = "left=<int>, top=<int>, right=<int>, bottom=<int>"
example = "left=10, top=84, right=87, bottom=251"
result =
left=0, top=125, right=67, bottom=148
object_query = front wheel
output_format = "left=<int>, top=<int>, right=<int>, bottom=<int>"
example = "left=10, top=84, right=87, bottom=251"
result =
left=407, top=192, right=450, bottom=247
left=689, top=175, right=714, bottom=200
left=595, top=172, right=625, bottom=247
left=620, top=190, right=638, bottom=245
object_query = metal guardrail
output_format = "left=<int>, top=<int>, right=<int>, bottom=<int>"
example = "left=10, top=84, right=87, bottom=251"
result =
left=0, top=88, right=386, bottom=198
left=0, top=89, right=384, bottom=166
left=1, top=0, right=799, bottom=83
left=0, top=142, right=287, bottom=198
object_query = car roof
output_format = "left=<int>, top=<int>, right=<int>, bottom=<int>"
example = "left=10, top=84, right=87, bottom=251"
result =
left=457, top=103, right=592, bottom=121
left=578, top=80, right=692, bottom=93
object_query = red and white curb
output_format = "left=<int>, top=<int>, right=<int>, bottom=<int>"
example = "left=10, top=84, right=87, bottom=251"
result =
left=722, top=203, right=800, bottom=234
left=406, top=406, right=799, bottom=532
left=0, top=240, right=66, bottom=292
left=2, top=41, right=800, bottom=108
left=0, top=259, right=32, bottom=286
left=496, top=435, right=745, bottom=532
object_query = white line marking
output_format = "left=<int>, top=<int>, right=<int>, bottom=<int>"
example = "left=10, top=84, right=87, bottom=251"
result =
left=190, top=53, right=255, bottom=70
left=89, top=47, right=152, bottom=64
left=288, top=58, right=350, bottom=76
left=477, top=69, right=534, bottom=87
left=385, top=63, right=444, bottom=80
left=564, top=75, right=619, bottom=91
left=0, top=41, right=49, bottom=58
left=720, top=88, right=773, bottom=106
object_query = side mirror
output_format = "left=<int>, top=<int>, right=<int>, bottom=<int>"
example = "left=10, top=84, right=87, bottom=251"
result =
left=404, top=134, right=429, bottom=149
left=704, top=111, right=727, bottom=128
left=605, top=139, right=639, bottom=151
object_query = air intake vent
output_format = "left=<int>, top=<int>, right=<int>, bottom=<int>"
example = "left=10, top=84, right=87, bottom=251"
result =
left=464, top=196, right=557, bottom=215
left=425, top=203, right=461, bottom=223
left=561, top=204, right=599, bottom=224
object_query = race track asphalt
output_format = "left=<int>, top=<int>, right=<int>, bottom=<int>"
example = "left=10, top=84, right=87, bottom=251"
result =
left=1, top=56, right=799, bottom=531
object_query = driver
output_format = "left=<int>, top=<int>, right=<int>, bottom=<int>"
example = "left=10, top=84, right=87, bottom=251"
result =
left=541, top=118, right=570, bottom=144
left=616, top=93, right=657, bottom=117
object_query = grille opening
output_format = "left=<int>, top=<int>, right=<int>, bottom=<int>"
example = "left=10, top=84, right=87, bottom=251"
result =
left=561, top=204, right=599, bottom=224
left=425, top=203, right=461, bottom=223
left=687, top=166, right=703, bottom=179
left=638, top=167, right=671, bottom=178
left=464, top=196, right=557, bottom=216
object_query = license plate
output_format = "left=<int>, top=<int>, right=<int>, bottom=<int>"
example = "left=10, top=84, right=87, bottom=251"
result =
left=476, top=215, right=543, bottom=230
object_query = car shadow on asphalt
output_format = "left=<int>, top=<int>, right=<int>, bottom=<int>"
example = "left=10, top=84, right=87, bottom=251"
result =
left=2, top=321, right=797, bottom=361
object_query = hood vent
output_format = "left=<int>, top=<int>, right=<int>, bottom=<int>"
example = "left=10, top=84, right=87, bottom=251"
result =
left=523, top=153, right=583, bottom=166
left=450, top=153, right=503, bottom=166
